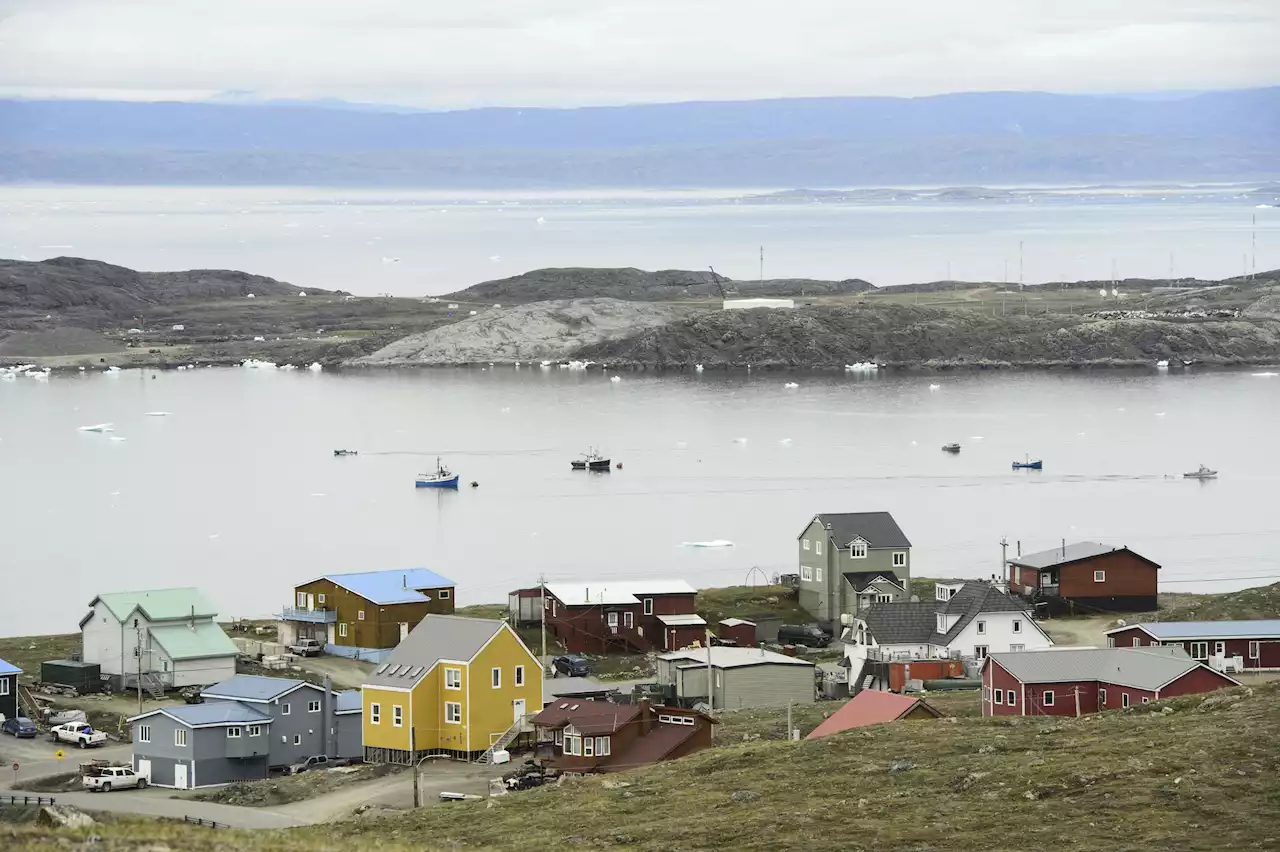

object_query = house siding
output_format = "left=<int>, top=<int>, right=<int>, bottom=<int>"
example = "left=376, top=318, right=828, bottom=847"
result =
left=797, top=519, right=832, bottom=621
left=161, top=654, right=235, bottom=690
left=981, top=659, right=1024, bottom=717
left=82, top=600, right=128, bottom=679
left=363, top=685, right=416, bottom=753
left=334, top=713, right=363, bottom=759
left=0, top=673, right=17, bottom=721
left=799, top=518, right=910, bottom=625
left=469, top=629, right=543, bottom=751
left=546, top=592, right=697, bottom=654
left=131, top=714, right=271, bottom=789
left=1108, top=626, right=1280, bottom=671
left=1013, top=550, right=1158, bottom=612
left=721, top=664, right=815, bottom=709
left=293, top=578, right=455, bottom=651
left=949, top=611, right=1051, bottom=658
left=262, top=684, right=330, bottom=766
left=1156, top=666, right=1237, bottom=699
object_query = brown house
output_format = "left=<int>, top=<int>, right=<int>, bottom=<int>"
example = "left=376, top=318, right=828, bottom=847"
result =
left=1105, top=620, right=1280, bottom=672
left=280, top=568, right=456, bottom=662
left=533, top=698, right=715, bottom=773
left=543, top=581, right=706, bottom=654
left=1006, top=542, right=1159, bottom=612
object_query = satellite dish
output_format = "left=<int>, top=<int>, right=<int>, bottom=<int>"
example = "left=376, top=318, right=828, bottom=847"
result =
left=1111, top=288, right=1118, bottom=297
left=1099, top=289, right=1108, bottom=297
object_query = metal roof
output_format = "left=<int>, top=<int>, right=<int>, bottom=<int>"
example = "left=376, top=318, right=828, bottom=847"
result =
left=0, top=658, right=20, bottom=676
left=658, top=647, right=814, bottom=669
left=1008, top=542, right=1143, bottom=570
left=148, top=621, right=239, bottom=661
left=543, top=677, right=618, bottom=705
left=544, top=580, right=697, bottom=607
left=656, top=614, right=708, bottom=627
left=986, top=647, right=1225, bottom=692
left=334, top=690, right=363, bottom=713
left=201, top=674, right=311, bottom=702
left=89, top=588, right=218, bottom=623
left=810, top=512, right=911, bottom=549
left=319, top=568, right=457, bottom=606
left=805, top=690, right=940, bottom=739
left=132, top=701, right=272, bottom=728
left=719, top=618, right=755, bottom=627
left=1112, top=620, right=1280, bottom=640
left=364, top=615, right=509, bottom=688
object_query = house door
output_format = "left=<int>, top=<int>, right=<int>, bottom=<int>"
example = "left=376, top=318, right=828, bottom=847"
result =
left=173, top=763, right=188, bottom=789
left=400, top=622, right=409, bottom=641
left=137, top=759, right=151, bottom=783
left=306, top=594, right=315, bottom=610
left=513, top=698, right=526, bottom=725
left=607, top=612, right=619, bottom=633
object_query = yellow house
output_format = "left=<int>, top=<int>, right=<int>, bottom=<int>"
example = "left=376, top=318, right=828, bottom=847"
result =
left=361, top=614, right=543, bottom=763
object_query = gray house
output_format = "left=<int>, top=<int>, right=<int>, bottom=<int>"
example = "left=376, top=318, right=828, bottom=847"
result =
left=129, top=674, right=362, bottom=789
left=655, top=646, right=815, bottom=710
left=797, top=512, right=912, bottom=626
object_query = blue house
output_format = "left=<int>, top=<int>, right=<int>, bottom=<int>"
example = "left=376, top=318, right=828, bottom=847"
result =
left=0, top=658, right=20, bottom=722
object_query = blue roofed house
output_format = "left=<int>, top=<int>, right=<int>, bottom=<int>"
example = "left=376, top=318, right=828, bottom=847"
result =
left=128, top=674, right=363, bottom=789
left=280, top=568, right=457, bottom=663
left=0, top=658, right=21, bottom=722
left=80, top=588, right=239, bottom=694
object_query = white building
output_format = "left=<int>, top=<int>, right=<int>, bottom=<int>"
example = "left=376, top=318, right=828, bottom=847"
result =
left=722, top=298, right=795, bottom=310
left=80, top=588, right=238, bottom=691
left=841, top=580, right=1053, bottom=674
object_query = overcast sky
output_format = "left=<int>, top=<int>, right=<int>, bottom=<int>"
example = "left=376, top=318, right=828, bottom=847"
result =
left=1, top=0, right=1277, bottom=108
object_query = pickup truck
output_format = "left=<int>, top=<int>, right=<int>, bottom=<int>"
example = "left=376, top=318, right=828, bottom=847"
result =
left=288, top=638, right=324, bottom=657
left=50, top=722, right=108, bottom=748
left=82, top=765, right=147, bottom=791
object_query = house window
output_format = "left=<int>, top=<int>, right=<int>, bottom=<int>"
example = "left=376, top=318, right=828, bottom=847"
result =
left=563, top=734, right=581, bottom=755
left=515, top=666, right=525, bottom=686
left=248, top=725, right=262, bottom=737
left=877, top=594, right=893, bottom=603
left=624, top=611, right=634, bottom=628
left=370, top=704, right=380, bottom=724
left=1043, top=690, right=1055, bottom=707
left=803, top=539, right=810, bottom=551
left=976, top=621, right=986, bottom=635
left=445, top=702, right=462, bottom=724
left=137, top=725, right=151, bottom=744
left=1006, top=690, right=1016, bottom=707
left=974, top=646, right=988, bottom=659
left=227, top=727, right=241, bottom=738
left=994, top=690, right=1003, bottom=705
left=0, top=680, right=8, bottom=697
left=583, top=737, right=594, bottom=757
left=1214, top=641, right=1225, bottom=657
left=1249, top=641, right=1260, bottom=659
left=595, top=736, right=611, bottom=756
left=816, top=566, right=823, bottom=583
left=1107, top=636, right=1115, bottom=648
left=800, top=566, right=812, bottom=581
left=1010, top=644, right=1025, bottom=652
left=293, top=735, right=302, bottom=745
left=296, top=592, right=307, bottom=608
left=438, top=589, right=451, bottom=600
left=1142, top=697, right=1150, bottom=704
left=445, top=668, right=462, bottom=690
left=308, top=700, right=321, bottom=713
left=358, top=610, right=365, bottom=621
left=851, top=541, right=868, bottom=559
left=1012, top=620, right=1022, bottom=634
left=1133, top=637, right=1141, bottom=647
left=338, top=623, right=348, bottom=638
left=815, top=540, right=822, bottom=556
left=1093, top=570, right=1106, bottom=583
left=1098, top=688, right=1106, bottom=705
left=492, top=668, right=502, bottom=689
left=892, top=552, right=906, bottom=568
left=643, top=598, right=653, bottom=616
left=1190, top=642, right=1208, bottom=660
left=317, top=594, right=325, bottom=605
left=174, top=729, right=188, bottom=747
left=281, top=703, right=291, bottom=715
left=1122, top=694, right=1130, bottom=708
left=393, top=706, right=403, bottom=727
left=936, top=614, right=946, bottom=632
left=714, top=670, right=722, bottom=688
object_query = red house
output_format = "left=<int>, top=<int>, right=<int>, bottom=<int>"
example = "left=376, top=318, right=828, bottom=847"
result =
left=533, top=698, right=715, bottom=773
left=805, top=690, right=941, bottom=740
left=543, top=581, right=706, bottom=654
left=1105, top=620, right=1280, bottom=672
left=1006, top=541, right=1160, bottom=612
left=982, top=647, right=1238, bottom=717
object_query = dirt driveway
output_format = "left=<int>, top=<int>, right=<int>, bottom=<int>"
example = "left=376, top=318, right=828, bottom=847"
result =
left=1040, top=615, right=1122, bottom=648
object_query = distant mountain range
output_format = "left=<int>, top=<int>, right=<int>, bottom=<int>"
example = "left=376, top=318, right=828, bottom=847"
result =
left=1, top=89, right=1277, bottom=187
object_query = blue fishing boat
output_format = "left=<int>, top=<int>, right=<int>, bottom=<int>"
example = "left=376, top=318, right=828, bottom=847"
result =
left=1012, top=455, right=1043, bottom=470
left=416, top=458, right=459, bottom=488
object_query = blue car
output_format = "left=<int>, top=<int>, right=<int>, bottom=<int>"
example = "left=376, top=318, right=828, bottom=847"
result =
left=2, top=717, right=37, bottom=738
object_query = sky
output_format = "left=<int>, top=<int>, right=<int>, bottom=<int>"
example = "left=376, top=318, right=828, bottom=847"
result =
left=0, top=0, right=1277, bottom=108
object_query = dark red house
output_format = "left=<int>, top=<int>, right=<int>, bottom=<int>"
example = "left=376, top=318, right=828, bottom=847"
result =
left=533, top=698, right=715, bottom=773
left=982, top=647, right=1238, bottom=717
left=1105, top=619, right=1280, bottom=672
left=1006, top=541, right=1159, bottom=612
left=543, top=581, right=705, bottom=654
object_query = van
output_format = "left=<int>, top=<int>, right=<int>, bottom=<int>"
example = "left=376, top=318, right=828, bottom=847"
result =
left=777, top=624, right=831, bottom=647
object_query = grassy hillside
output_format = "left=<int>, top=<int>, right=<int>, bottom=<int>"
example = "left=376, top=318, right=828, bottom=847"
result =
left=1154, top=582, right=1280, bottom=622
left=3, top=682, right=1275, bottom=851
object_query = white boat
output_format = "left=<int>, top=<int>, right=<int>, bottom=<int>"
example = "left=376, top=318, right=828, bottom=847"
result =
left=1183, top=465, right=1218, bottom=480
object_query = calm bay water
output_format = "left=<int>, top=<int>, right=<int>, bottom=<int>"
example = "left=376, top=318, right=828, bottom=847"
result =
left=2, top=366, right=1279, bottom=637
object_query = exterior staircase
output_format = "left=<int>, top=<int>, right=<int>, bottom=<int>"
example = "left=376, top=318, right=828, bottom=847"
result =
left=475, top=714, right=536, bottom=765
left=124, top=673, right=167, bottom=700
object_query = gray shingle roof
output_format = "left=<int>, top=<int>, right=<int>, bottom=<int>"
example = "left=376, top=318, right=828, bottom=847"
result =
left=843, top=571, right=904, bottom=593
left=201, top=675, right=309, bottom=702
left=862, top=582, right=1032, bottom=646
left=365, top=615, right=508, bottom=688
left=1116, top=620, right=1280, bottom=640
left=1007, top=541, right=1157, bottom=570
left=987, top=647, right=1223, bottom=691
left=811, top=512, right=911, bottom=549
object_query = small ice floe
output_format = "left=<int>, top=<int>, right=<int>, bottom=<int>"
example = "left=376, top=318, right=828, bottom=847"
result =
left=1155, top=412, right=1167, bottom=417
left=253, top=336, right=266, bottom=342
left=928, top=383, right=941, bottom=391
left=845, top=362, right=878, bottom=372
left=145, top=411, right=171, bottom=417
left=310, top=493, right=326, bottom=497
left=676, top=441, right=688, bottom=449
left=280, top=364, right=297, bottom=371
left=104, top=366, right=122, bottom=374
left=1252, top=372, right=1278, bottom=377
left=1156, top=360, right=1169, bottom=368
left=681, top=540, right=735, bottom=548
left=1117, top=407, right=1126, bottom=411
left=779, top=438, right=793, bottom=445
left=78, top=423, right=114, bottom=433
left=536, top=217, right=546, bottom=226
left=783, top=382, right=799, bottom=389
left=610, top=375, right=621, bottom=383
left=733, top=437, right=748, bottom=445
left=27, top=369, right=51, bottom=381
left=108, top=436, right=127, bottom=442
left=500, top=407, right=511, bottom=414
left=695, top=364, right=704, bottom=372
left=308, top=362, right=323, bottom=372
left=971, top=436, right=985, bottom=441
left=488, top=255, right=501, bottom=263
left=381, top=256, right=400, bottom=264
left=208, top=533, right=220, bottom=539
left=469, top=310, right=477, bottom=316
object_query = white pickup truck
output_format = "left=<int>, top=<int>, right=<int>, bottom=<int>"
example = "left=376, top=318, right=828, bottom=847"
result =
left=50, top=722, right=108, bottom=749
left=82, top=765, right=147, bottom=792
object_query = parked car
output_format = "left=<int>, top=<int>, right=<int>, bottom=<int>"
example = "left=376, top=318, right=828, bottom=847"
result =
left=50, top=722, right=108, bottom=749
left=2, top=717, right=38, bottom=738
left=551, top=655, right=590, bottom=677
left=777, top=624, right=831, bottom=647
left=82, top=765, right=147, bottom=792
left=286, top=754, right=329, bottom=775
left=288, top=638, right=324, bottom=657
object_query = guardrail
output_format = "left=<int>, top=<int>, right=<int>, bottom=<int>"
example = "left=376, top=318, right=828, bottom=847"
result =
left=0, top=795, right=56, bottom=807
left=182, top=815, right=225, bottom=829
left=281, top=607, right=338, bottom=624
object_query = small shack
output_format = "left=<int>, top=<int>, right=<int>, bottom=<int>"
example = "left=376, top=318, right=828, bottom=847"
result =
left=805, top=690, right=941, bottom=739
left=718, top=618, right=757, bottom=647
left=41, top=660, right=102, bottom=694
left=508, top=588, right=544, bottom=627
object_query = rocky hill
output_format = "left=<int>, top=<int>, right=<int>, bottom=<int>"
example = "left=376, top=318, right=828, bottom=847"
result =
left=443, top=267, right=874, bottom=304
left=0, top=256, right=337, bottom=329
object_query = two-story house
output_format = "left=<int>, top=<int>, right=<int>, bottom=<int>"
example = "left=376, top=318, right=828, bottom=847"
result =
left=1006, top=541, right=1159, bottom=612
left=80, top=588, right=238, bottom=692
left=279, top=568, right=457, bottom=663
left=361, top=614, right=543, bottom=764
left=655, top=646, right=816, bottom=710
left=797, top=512, right=912, bottom=626
left=842, top=580, right=1053, bottom=686
left=533, top=698, right=715, bottom=773
left=127, top=675, right=362, bottom=789
left=543, top=580, right=705, bottom=654
left=0, top=658, right=19, bottom=722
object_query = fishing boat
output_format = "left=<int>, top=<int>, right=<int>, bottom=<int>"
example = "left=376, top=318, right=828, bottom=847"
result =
left=941, top=443, right=961, bottom=453
left=1183, top=465, right=1217, bottom=480
left=333, top=449, right=358, bottom=457
left=1012, top=456, right=1043, bottom=470
left=416, top=458, right=459, bottom=488
left=571, top=448, right=612, bottom=471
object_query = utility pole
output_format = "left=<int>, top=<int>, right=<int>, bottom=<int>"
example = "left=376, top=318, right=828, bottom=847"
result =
left=705, top=629, right=714, bottom=711
left=1000, top=537, right=1009, bottom=587
left=1252, top=214, right=1257, bottom=279
left=1018, top=241, right=1024, bottom=290
left=1074, top=687, right=1081, bottom=718
left=787, top=699, right=793, bottom=741
left=538, top=573, right=547, bottom=673
left=134, top=618, right=143, bottom=717
left=759, top=246, right=764, bottom=283
left=411, top=729, right=420, bottom=808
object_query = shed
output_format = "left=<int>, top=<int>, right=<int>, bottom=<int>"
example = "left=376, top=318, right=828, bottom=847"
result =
left=508, top=587, right=545, bottom=627
left=40, top=660, right=102, bottom=693
left=656, top=646, right=815, bottom=709
left=718, top=618, right=757, bottom=647
left=805, top=690, right=941, bottom=739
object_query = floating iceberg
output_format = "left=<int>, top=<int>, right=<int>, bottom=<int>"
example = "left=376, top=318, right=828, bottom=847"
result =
left=78, top=423, right=114, bottom=432
left=681, top=540, right=735, bottom=548
left=783, top=382, right=799, bottom=389
left=308, top=362, right=323, bottom=372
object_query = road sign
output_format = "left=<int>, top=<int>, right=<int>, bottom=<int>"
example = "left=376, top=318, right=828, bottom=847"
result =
left=10, top=763, right=17, bottom=772
left=54, top=750, right=65, bottom=760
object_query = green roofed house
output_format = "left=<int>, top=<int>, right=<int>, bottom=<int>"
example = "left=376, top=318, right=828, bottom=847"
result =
left=80, top=588, right=238, bottom=693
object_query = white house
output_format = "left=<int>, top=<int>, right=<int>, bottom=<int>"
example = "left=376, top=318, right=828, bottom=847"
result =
left=80, top=588, right=238, bottom=691
left=841, top=580, right=1053, bottom=671
left=722, top=298, right=795, bottom=310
